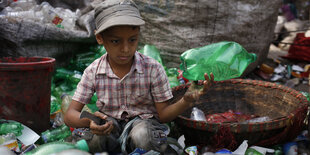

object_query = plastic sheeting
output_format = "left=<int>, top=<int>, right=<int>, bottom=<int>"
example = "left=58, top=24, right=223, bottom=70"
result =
left=136, top=0, right=282, bottom=75
left=0, top=0, right=282, bottom=74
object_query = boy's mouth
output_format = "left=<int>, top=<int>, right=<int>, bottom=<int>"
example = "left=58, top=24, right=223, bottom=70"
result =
left=119, top=56, right=130, bottom=60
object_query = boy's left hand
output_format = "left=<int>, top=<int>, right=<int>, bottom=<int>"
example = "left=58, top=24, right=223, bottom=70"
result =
left=183, top=73, right=214, bottom=107
left=89, top=111, right=114, bottom=135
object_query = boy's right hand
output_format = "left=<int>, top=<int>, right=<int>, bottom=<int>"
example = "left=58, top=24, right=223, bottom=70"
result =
left=89, top=111, right=114, bottom=135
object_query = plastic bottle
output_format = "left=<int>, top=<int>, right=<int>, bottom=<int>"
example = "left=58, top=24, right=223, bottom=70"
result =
left=283, top=142, right=298, bottom=155
left=50, top=95, right=61, bottom=115
left=180, top=41, right=257, bottom=81
left=190, top=107, right=206, bottom=121
left=41, top=124, right=72, bottom=143
left=9, top=0, right=36, bottom=11
left=41, top=2, right=63, bottom=26
left=0, top=122, right=24, bottom=136
left=52, top=112, right=65, bottom=128
left=58, top=8, right=80, bottom=30
left=24, top=139, right=89, bottom=155
left=166, top=68, right=180, bottom=88
left=0, top=146, right=16, bottom=155
left=138, top=44, right=164, bottom=65
left=61, top=94, right=72, bottom=115
left=71, top=128, right=93, bottom=141
left=0, top=133, right=20, bottom=152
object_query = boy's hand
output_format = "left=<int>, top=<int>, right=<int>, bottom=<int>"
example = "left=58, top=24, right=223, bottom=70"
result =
left=183, top=73, right=214, bottom=107
left=89, top=111, right=114, bottom=135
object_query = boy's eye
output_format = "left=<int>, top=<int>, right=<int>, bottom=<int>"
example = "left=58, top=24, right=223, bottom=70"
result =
left=111, top=40, right=119, bottom=44
left=129, top=38, right=137, bottom=43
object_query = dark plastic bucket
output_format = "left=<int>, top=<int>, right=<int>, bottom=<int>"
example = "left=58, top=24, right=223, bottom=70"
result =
left=0, top=57, right=55, bottom=133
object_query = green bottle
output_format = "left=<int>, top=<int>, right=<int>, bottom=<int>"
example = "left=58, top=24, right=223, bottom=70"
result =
left=180, top=41, right=257, bottom=81
left=138, top=44, right=164, bottom=65
left=24, top=139, right=89, bottom=155
left=0, top=122, right=24, bottom=136
left=245, top=148, right=263, bottom=155
left=166, top=68, right=180, bottom=88
left=41, top=124, right=72, bottom=143
left=50, top=95, right=61, bottom=115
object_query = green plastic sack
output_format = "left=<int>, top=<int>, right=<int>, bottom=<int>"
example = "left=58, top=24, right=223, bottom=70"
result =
left=138, top=44, right=164, bottom=65
left=180, top=41, right=257, bottom=81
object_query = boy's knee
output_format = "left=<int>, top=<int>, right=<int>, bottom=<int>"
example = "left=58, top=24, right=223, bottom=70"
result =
left=129, top=120, right=168, bottom=153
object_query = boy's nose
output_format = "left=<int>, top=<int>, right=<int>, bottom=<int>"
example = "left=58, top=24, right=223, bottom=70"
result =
left=122, top=42, right=129, bottom=53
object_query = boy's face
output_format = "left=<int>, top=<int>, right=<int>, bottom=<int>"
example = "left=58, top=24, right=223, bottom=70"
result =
left=96, top=25, right=140, bottom=67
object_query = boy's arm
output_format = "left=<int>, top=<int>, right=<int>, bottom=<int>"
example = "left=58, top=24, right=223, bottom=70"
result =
left=64, top=100, right=114, bottom=135
left=155, top=98, right=192, bottom=123
left=155, top=73, right=214, bottom=123
left=64, top=100, right=91, bottom=128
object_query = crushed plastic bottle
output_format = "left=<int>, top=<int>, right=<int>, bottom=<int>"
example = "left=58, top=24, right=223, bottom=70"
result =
left=190, top=107, right=206, bottom=121
left=0, top=121, right=24, bottom=136
left=24, top=139, right=89, bottom=155
left=180, top=41, right=257, bottom=81
left=0, top=133, right=20, bottom=152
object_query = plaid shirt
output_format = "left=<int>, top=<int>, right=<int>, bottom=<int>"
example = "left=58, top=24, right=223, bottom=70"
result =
left=72, top=52, right=173, bottom=119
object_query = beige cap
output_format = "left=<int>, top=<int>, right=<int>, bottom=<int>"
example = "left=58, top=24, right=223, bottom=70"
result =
left=94, top=0, right=145, bottom=35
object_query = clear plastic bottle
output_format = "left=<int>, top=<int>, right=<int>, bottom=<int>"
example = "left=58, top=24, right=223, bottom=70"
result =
left=0, top=122, right=24, bottom=136
left=41, top=2, right=63, bottom=26
left=190, top=107, right=206, bottom=121
left=59, top=8, right=79, bottom=30
left=24, top=139, right=89, bottom=155
left=61, top=93, right=92, bottom=115
left=0, top=146, right=16, bottom=155
left=9, top=0, right=36, bottom=11
left=61, top=94, right=72, bottom=115
left=180, top=41, right=257, bottom=81
left=41, top=124, right=72, bottom=143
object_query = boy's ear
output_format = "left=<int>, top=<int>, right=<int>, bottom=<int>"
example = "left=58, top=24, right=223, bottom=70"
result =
left=95, top=34, right=104, bottom=45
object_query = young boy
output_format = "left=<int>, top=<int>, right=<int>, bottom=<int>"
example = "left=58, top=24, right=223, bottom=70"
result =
left=64, top=0, right=214, bottom=154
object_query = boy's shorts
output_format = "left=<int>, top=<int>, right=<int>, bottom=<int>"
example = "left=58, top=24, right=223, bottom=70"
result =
left=86, top=117, right=169, bottom=154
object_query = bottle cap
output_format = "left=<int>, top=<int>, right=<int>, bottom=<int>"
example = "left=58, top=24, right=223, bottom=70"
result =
left=76, top=139, right=89, bottom=152
left=250, top=53, right=257, bottom=62
left=60, top=93, right=69, bottom=100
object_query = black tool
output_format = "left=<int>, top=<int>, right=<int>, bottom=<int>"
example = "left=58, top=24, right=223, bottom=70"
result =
left=80, top=111, right=106, bottom=125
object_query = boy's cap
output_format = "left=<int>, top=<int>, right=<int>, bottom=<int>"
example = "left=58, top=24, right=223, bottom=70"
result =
left=94, top=0, right=145, bottom=35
